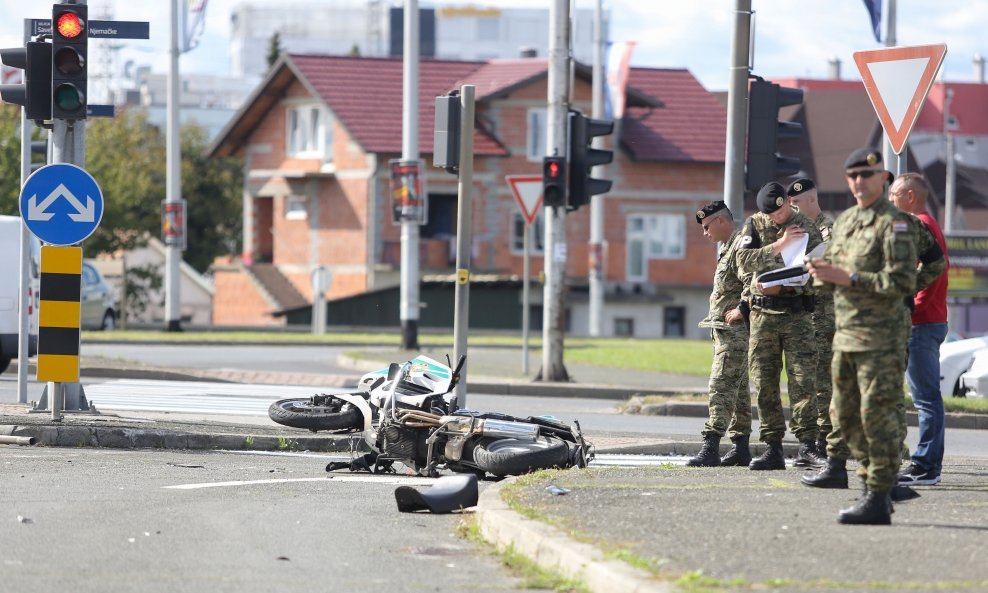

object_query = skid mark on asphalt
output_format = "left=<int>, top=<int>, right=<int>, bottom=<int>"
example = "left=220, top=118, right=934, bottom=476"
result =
left=164, top=475, right=438, bottom=490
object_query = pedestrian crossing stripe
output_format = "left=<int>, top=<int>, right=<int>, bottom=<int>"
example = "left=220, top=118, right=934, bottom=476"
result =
left=38, top=246, right=82, bottom=383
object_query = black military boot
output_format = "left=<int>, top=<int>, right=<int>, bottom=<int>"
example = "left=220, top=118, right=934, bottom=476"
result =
left=800, top=457, right=849, bottom=488
left=815, top=439, right=828, bottom=459
left=748, top=440, right=785, bottom=470
left=686, top=435, right=721, bottom=467
left=837, top=490, right=892, bottom=525
left=720, top=435, right=751, bottom=466
left=793, top=440, right=827, bottom=468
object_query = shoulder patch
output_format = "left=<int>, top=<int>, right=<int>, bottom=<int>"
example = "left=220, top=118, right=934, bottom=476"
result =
left=821, top=226, right=830, bottom=241
left=740, top=219, right=761, bottom=249
left=893, top=221, right=908, bottom=233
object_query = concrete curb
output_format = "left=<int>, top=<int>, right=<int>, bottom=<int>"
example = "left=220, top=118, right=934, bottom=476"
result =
left=475, top=477, right=674, bottom=593
left=0, top=424, right=362, bottom=453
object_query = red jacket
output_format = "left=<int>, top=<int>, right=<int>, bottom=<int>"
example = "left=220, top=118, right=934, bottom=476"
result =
left=913, top=212, right=949, bottom=325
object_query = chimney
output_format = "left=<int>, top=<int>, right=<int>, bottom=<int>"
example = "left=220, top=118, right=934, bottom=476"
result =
left=519, top=47, right=537, bottom=58
left=828, top=57, right=841, bottom=80
left=974, top=53, right=986, bottom=84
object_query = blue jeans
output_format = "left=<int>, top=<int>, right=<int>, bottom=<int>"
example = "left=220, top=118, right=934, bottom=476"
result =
left=906, top=322, right=948, bottom=474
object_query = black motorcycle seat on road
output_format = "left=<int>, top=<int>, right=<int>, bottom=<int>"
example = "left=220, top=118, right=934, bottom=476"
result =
left=394, top=474, right=479, bottom=514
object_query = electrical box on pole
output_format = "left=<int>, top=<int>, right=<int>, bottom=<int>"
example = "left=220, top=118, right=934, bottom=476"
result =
left=51, top=2, right=88, bottom=121
left=433, top=92, right=460, bottom=174
left=566, top=110, right=614, bottom=210
left=542, top=156, right=566, bottom=208
left=0, top=41, right=52, bottom=122
left=745, top=79, right=803, bottom=191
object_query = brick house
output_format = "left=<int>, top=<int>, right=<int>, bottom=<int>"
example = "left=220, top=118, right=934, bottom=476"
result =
left=207, top=54, right=727, bottom=338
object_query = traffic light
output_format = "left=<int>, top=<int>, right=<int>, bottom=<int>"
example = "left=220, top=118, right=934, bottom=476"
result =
left=0, top=42, right=53, bottom=121
left=567, top=110, right=614, bottom=210
left=51, top=3, right=88, bottom=120
left=543, top=156, right=566, bottom=207
left=31, top=138, right=49, bottom=172
left=745, top=79, right=803, bottom=191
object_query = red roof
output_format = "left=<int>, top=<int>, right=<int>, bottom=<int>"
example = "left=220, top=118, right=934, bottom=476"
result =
left=622, top=68, right=726, bottom=162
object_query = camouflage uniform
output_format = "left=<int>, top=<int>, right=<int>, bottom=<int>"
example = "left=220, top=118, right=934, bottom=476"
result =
left=812, top=212, right=836, bottom=443
left=736, top=211, right=823, bottom=444
left=699, top=228, right=751, bottom=439
left=823, top=197, right=917, bottom=492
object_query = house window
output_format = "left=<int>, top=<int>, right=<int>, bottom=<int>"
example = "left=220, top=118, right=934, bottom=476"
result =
left=626, top=213, right=685, bottom=280
left=511, top=212, right=545, bottom=255
left=664, top=306, right=686, bottom=337
left=285, top=195, right=308, bottom=220
left=287, top=104, right=334, bottom=161
left=614, top=318, right=634, bottom=337
left=526, top=108, right=546, bottom=161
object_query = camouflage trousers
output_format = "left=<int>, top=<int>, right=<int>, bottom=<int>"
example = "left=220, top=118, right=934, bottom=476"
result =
left=812, top=297, right=836, bottom=441
left=748, top=309, right=817, bottom=443
left=702, top=326, right=751, bottom=439
left=832, top=349, right=905, bottom=492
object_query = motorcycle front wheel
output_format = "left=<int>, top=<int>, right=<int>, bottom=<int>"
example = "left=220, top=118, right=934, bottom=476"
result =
left=471, top=435, right=571, bottom=476
left=267, top=397, right=362, bottom=432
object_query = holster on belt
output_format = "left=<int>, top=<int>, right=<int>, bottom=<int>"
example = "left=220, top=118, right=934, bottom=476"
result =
left=738, top=301, right=751, bottom=328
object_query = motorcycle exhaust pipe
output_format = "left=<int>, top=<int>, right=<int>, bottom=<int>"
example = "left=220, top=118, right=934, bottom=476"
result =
left=0, top=435, right=36, bottom=446
left=476, top=419, right=539, bottom=441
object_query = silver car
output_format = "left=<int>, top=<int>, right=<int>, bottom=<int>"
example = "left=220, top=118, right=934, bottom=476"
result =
left=81, top=261, right=118, bottom=330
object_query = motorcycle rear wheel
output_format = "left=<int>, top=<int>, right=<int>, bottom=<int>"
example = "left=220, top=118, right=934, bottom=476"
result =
left=267, top=397, right=362, bottom=432
left=471, top=435, right=570, bottom=476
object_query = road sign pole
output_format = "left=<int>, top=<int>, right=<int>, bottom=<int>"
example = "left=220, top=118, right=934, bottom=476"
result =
left=399, top=0, right=421, bottom=350
left=164, top=0, right=182, bottom=332
left=522, top=223, right=530, bottom=376
left=17, top=17, right=33, bottom=405
left=452, top=84, right=475, bottom=409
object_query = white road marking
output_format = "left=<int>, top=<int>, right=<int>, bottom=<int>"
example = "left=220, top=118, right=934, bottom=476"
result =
left=164, top=475, right=438, bottom=490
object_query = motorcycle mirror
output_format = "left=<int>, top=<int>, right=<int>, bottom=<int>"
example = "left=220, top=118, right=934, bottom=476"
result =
left=452, top=355, right=466, bottom=376
left=387, top=363, right=400, bottom=381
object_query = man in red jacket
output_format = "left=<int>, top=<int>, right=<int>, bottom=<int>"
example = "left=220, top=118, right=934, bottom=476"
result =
left=889, top=172, right=949, bottom=486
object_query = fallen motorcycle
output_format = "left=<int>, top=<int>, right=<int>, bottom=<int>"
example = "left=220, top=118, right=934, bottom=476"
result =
left=267, top=355, right=593, bottom=477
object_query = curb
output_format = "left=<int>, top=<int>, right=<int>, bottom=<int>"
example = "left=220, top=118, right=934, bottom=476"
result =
left=0, top=424, right=363, bottom=453
left=475, top=477, right=674, bottom=593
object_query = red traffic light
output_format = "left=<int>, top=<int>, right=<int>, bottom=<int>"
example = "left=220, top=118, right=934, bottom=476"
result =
left=547, top=160, right=560, bottom=178
left=56, top=11, right=85, bottom=39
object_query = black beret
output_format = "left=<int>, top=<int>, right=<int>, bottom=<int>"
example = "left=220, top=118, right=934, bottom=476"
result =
left=786, top=178, right=815, bottom=197
left=844, top=147, right=882, bottom=169
left=695, top=200, right=728, bottom=224
left=756, top=182, right=787, bottom=214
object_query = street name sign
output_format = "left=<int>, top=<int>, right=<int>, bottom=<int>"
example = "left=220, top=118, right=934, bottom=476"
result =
left=19, top=163, right=103, bottom=246
left=853, top=43, right=947, bottom=155
left=505, top=175, right=544, bottom=226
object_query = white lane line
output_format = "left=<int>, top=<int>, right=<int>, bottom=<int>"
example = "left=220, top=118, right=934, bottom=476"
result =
left=164, top=475, right=437, bottom=490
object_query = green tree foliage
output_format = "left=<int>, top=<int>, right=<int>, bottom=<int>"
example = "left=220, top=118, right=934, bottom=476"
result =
left=0, top=104, right=32, bottom=215
left=267, top=31, right=282, bottom=67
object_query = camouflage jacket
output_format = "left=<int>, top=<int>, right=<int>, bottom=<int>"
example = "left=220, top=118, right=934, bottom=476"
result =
left=823, top=197, right=917, bottom=352
left=736, top=211, right=823, bottom=299
left=700, top=228, right=746, bottom=329
left=815, top=212, right=836, bottom=313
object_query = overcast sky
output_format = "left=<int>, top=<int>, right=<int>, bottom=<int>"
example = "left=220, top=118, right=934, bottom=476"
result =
left=0, top=1, right=983, bottom=92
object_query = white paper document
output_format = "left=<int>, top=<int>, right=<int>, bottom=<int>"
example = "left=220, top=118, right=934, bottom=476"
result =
left=757, top=239, right=827, bottom=288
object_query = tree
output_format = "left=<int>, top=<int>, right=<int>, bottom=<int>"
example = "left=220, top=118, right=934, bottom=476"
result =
left=267, top=31, right=282, bottom=67
left=0, top=104, right=31, bottom=216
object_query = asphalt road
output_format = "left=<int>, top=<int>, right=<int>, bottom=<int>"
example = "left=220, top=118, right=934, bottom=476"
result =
left=1, top=447, right=533, bottom=593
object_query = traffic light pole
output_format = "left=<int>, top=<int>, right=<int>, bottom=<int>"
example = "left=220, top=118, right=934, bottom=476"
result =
left=588, top=0, right=604, bottom=337
left=16, top=100, right=33, bottom=405
left=540, top=0, right=570, bottom=382
left=723, top=0, right=751, bottom=221
left=452, top=84, right=475, bottom=407
left=399, top=0, right=420, bottom=350
left=164, top=0, right=182, bottom=331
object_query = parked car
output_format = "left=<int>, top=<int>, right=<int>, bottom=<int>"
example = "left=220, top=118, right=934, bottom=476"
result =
left=959, top=349, right=988, bottom=398
left=939, top=336, right=988, bottom=397
left=82, top=261, right=118, bottom=331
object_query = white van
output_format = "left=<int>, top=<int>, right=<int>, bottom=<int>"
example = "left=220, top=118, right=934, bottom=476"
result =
left=0, top=215, right=41, bottom=374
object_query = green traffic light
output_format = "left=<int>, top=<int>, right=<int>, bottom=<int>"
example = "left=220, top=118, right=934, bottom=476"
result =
left=54, top=83, right=83, bottom=112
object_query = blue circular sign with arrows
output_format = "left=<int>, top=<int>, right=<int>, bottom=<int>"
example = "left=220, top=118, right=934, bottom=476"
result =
left=19, top=163, right=104, bottom=246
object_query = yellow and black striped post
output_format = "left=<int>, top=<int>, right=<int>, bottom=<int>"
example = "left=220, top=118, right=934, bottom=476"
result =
left=38, top=246, right=82, bottom=383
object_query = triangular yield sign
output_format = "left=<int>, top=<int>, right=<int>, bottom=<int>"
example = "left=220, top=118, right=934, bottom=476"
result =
left=505, top=175, right=544, bottom=226
left=853, top=43, right=947, bottom=155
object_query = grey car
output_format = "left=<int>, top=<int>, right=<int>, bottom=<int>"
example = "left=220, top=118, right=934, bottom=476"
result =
left=81, top=261, right=118, bottom=330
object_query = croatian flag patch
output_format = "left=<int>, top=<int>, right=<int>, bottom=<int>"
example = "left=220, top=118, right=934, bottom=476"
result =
left=893, top=221, right=908, bottom=232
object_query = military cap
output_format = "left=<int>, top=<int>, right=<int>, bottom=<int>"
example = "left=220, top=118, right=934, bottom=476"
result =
left=756, top=182, right=787, bottom=214
left=695, top=200, right=728, bottom=224
left=786, top=178, right=815, bottom=197
left=844, top=147, right=883, bottom=169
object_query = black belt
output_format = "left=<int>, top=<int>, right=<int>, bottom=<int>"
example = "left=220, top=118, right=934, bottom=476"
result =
left=751, top=294, right=816, bottom=313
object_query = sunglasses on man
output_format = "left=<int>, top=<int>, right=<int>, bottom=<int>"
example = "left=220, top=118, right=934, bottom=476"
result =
left=845, top=170, right=879, bottom=180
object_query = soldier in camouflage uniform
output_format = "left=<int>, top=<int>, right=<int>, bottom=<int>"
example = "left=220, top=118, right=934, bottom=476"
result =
left=786, top=178, right=835, bottom=459
left=736, top=182, right=825, bottom=471
left=686, top=201, right=752, bottom=467
left=807, top=147, right=917, bottom=525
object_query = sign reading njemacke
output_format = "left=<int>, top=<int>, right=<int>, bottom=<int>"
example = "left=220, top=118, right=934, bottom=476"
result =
left=19, top=163, right=103, bottom=246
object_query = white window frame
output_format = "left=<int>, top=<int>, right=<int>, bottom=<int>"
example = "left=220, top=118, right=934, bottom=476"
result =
left=286, top=103, right=334, bottom=162
left=526, top=108, right=547, bottom=162
left=284, top=195, right=308, bottom=220
left=510, top=211, right=545, bottom=255
left=626, top=213, right=686, bottom=281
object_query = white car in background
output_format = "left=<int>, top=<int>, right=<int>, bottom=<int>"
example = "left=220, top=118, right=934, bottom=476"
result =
left=940, top=336, right=988, bottom=397
left=959, top=349, right=988, bottom=398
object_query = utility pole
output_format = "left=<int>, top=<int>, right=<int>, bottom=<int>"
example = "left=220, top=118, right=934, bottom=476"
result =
left=881, top=0, right=899, bottom=172
left=723, top=0, right=751, bottom=221
left=944, top=87, right=956, bottom=232
left=452, top=85, right=475, bottom=406
left=540, top=0, right=570, bottom=381
left=588, top=0, right=604, bottom=336
left=164, top=0, right=182, bottom=331
left=400, top=0, right=420, bottom=350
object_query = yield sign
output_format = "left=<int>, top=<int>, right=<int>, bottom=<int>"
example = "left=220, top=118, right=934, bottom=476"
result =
left=853, top=43, right=947, bottom=155
left=505, top=175, right=543, bottom=226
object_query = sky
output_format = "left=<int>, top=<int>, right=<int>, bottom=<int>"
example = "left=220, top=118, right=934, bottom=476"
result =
left=0, top=1, right=984, bottom=93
